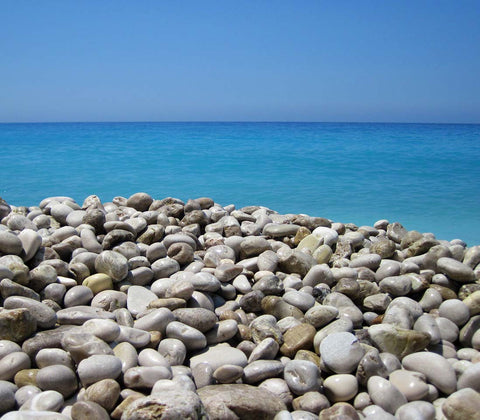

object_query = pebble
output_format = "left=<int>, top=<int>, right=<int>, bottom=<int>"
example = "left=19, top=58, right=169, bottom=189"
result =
left=319, top=331, right=365, bottom=374
left=284, top=360, right=322, bottom=395
left=77, top=354, right=122, bottom=386
left=323, top=374, right=358, bottom=402
left=20, top=390, right=64, bottom=412
left=367, top=375, right=408, bottom=414
left=1, top=194, right=480, bottom=418
left=36, top=364, right=78, bottom=397
left=402, top=352, right=457, bottom=394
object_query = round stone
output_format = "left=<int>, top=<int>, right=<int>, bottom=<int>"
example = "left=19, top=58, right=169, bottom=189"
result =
left=367, top=376, right=408, bottom=414
left=319, top=332, right=365, bottom=374
left=438, top=299, right=470, bottom=326
left=388, top=369, right=429, bottom=401
left=323, top=374, right=358, bottom=402
left=77, top=354, right=122, bottom=387
left=284, top=360, right=321, bottom=395
left=36, top=364, right=78, bottom=398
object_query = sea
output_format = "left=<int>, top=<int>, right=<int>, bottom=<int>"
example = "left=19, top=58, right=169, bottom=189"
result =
left=1, top=122, right=479, bottom=246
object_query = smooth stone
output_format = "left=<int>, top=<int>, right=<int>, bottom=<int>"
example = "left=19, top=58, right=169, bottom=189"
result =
left=303, top=264, right=334, bottom=288
left=304, top=305, right=338, bottom=329
left=257, top=250, right=279, bottom=272
left=0, top=308, right=37, bottom=343
left=250, top=314, right=283, bottom=345
left=77, top=354, right=122, bottom=387
left=320, top=331, right=365, bottom=374
left=278, top=249, right=315, bottom=276
left=0, top=380, right=16, bottom=413
left=123, top=365, right=172, bottom=389
left=379, top=275, right=412, bottom=296
left=198, top=383, right=286, bottom=419
left=284, top=360, right=321, bottom=396
left=368, top=324, right=431, bottom=359
left=0, top=255, right=29, bottom=285
left=121, top=390, right=206, bottom=420
left=0, top=231, right=23, bottom=255
left=395, top=401, right=436, bottom=420
left=389, top=369, right=429, bottom=401
left=437, top=257, right=475, bottom=283
left=414, top=314, right=442, bottom=345
left=192, top=362, right=214, bottom=389
left=318, top=402, right=360, bottom=420
left=35, top=348, right=73, bottom=369
left=113, top=342, right=138, bottom=374
left=282, top=291, right=316, bottom=312
left=402, top=352, right=457, bottom=394
left=292, top=391, right=330, bottom=414
left=172, top=307, right=217, bottom=333
left=205, top=319, right=238, bottom=345
left=137, top=348, right=171, bottom=369
left=116, top=325, right=151, bottom=348
left=355, top=348, right=389, bottom=386
left=94, top=250, right=128, bottom=282
left=127, top=285, right=158, bottom=317
left=363, top=293, right=392, bottom=312
left=438, top=299, right=470, bottom=326
left=463, top=290, right=480, bottom=316
left=3, top=296, right=56, bottom=329
left=82, top=273, right=113, bottom=295
left=190, top=344, right=248, bottom=372
left=367, top=375, right=408, bottom=414
left=459, top=315, right=480, bottom=347
left=88, top=387, right=129, bottom=418
left=14, top=385, right=41, bottom=407
left=213, top=364, right=244, bottom=384
left=419, top=288, right=443, bottom=311
left=313, top=317, right=354, bottom=351
left=0, top=278, right=40, bottom=301
left=323, top=374, right=358, bottom=402
left=0, top=351, right=31, bottom=381
left=56, top=306, right=115, bottom=325
left=71, top=400, right=110, bottom=420
left=248, top=337, right=280, bottom=363
left=36, top=364, right=78, bottom=397
left=259, top=378, right=293, bottom=407
left=20, top=390, right=64, bottom=412
left=166, top=321, right=207, bottom=351
left=82, top=319, right=120, bottom=342
left=134, top=307, right=175, bottom=335
left=457, top=362, right=480, bottom=392
left=441, top=388, right=480, bottom=420
left=435, top=317, right=459, bottom=343
left=18, top=229, right=42, bottom=261
left=63, top=285, right=94, bottom=307
left=243, top=360, right=284, bottom=384
left=1, top=411, right=71, bottom=419
left=157, top=338, right=187, bottom=366
left=14, top=368, right=38, bottom=388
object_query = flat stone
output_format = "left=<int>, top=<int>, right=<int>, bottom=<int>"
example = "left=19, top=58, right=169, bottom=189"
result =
left=198, top=383, right=286, bottom=419
left=56, top=305, right=115, bottom=325
left=166, top=321, right=206, bottom=351
left=172, top=307, right=217, bottom=333
left=133, top=308, right=175, bottom=335
left=242, top=360, right=284, bottom=384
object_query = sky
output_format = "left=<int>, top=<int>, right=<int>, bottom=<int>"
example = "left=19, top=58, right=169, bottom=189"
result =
left=1, top=1, right=480, bottom=123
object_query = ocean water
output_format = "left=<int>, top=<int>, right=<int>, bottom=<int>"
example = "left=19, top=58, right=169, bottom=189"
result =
left=1, top=122, right=479, bottom=245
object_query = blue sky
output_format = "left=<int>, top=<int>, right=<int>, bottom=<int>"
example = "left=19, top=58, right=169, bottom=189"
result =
left=1, top=1, right=479, bottom=123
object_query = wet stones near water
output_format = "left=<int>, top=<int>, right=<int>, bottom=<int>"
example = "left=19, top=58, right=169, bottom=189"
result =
left=0, top=194, right=480, bottom=419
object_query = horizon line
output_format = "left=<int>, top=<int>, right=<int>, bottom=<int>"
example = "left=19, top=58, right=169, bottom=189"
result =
left=1, top=120, right=480, bottom=125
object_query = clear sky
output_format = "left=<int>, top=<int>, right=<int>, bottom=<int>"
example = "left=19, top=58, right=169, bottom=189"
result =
left=1, top=1, right=479, bottom=123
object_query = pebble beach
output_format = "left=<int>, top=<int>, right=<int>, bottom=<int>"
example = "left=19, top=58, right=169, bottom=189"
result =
left=0, top=192, right=479, bottom=420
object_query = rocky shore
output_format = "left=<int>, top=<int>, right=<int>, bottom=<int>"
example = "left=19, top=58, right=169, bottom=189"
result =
left=0, top=193, right=479, bottom=420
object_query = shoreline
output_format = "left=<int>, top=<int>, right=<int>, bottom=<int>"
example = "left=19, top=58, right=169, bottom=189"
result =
left=0, top=193, right=479, bottom=418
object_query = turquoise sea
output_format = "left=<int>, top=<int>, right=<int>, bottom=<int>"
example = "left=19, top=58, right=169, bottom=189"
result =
left=1, top=122, right=479, bottom=245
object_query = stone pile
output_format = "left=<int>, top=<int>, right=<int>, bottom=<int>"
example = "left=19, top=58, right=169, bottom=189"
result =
left=0, top=193, right=479, bottom=420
